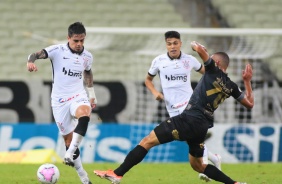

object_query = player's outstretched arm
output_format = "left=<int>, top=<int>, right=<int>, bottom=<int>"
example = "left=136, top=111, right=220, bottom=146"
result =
left=239, top=64, right=254, bottom=109
left=27, top=49, right=47, bottom=72
left=145, top=74, right=164, bottom=101
left=191, top=41, right=209, bottom=63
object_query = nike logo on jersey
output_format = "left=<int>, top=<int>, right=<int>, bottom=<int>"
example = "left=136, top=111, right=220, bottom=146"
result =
left=63, top=57, right=70, bottom=59
left=163, top=66, right=169, bottom=68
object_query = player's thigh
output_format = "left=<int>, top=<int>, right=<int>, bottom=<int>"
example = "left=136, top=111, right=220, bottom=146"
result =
left=70, top=96, right=91, bottom=118
left=189, top=154, right=205, bottom=172
left=139, top=130, right=160, bottom=149
left=154, top=119, right=177, bottom=144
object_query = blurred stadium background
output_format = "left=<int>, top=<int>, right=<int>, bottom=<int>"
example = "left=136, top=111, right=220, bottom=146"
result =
left=0, top=0, right=282, bottom=165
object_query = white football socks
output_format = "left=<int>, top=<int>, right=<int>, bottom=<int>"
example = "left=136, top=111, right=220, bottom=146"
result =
left=66, top=132, right=83, bottom=159
left=202, top=144, right=209, bottom=164
left=74, top=156, right=85, bottom=175
left=208, top=151, right=220, bottom=168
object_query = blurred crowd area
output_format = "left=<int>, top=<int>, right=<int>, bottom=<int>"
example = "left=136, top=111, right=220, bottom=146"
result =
left=0, top=0, right=281, bottom=81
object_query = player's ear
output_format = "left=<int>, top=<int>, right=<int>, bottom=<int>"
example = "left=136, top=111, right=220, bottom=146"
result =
left=215, top=60, right=220, bottom=65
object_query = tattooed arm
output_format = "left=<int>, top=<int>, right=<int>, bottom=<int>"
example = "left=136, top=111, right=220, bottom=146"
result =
left=84, top=69, right=97, bottom=109
left=84, top=69, right=94, bottom=88
left=27, top=50, right=47, bottom=72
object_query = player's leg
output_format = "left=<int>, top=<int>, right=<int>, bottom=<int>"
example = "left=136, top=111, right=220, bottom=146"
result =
left=65, top=97, right=91, bottom=166
left=63, top=133, right=92, bottom=184
left=114, top=128, right=162, bottom=175
left=94, top=119, right=176, bottom=183
left=189, top=149, right=236, bottom=184
left=52, top=101, right=75, bottom=165
left=52, top=99, right=92, bottom=184
left=207, top=149, right=222, bottom=170
left=64, top=144, right=92, bottom=184
left=190, top=153, right=243, bottom=184
left=73, top=149, right=92, bottom=184
left=94, top=129, right=159, bottom=183
left=198, top=144, right=212, bottom=182
left=187, top=135, right=239, bottom=184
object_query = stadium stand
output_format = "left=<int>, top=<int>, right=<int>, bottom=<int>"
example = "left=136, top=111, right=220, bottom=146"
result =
left=0, top=0, right=190, bottom=81
left=4, top=0, right=281, bottom=80
left=209, top=0, right=282, bottom=79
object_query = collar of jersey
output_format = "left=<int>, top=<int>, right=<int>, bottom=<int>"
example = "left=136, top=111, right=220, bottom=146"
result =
left=67, top=43, right=84, bottom=55
left=167, top=51, right=181, bottom=60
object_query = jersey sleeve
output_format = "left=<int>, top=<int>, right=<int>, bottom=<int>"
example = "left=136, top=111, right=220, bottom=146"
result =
left=85, top=53, right=93, bottom=71
left=148, top=57, right=159, bottom=76
left=190, top=56, right=202, bottom=71
left=231, top=81, right=244, bottom=101
left=204, top=58, right=217, bottom=72
left=44, top=45, right=60, bottom=60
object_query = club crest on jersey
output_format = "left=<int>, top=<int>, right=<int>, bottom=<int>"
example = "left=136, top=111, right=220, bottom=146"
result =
left=182, top=60, right=190, bottom=69
left=83, top=57, right=89, bottom=62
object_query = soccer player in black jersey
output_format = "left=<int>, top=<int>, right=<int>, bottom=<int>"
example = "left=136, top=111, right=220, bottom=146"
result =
left=94, top=41, right=254, bottom=184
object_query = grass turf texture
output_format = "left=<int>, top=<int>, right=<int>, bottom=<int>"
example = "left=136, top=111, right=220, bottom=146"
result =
left=1, top=163, right=281, bottom=184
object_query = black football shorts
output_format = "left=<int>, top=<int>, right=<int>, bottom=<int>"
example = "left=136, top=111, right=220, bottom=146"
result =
left=154, top=113, right=209, bottom=157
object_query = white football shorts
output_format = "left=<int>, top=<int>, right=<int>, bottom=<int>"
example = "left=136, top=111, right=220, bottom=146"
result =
left=52, top=92, right=91, bottom=135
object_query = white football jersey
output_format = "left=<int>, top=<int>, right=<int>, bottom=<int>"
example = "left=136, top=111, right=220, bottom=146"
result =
left=148, top=52, right=202, bottom=116
left=44, top=44, right=93, bottom=100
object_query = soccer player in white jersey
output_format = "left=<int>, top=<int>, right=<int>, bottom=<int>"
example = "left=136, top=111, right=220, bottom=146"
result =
left=145, top=31, right=221, bottom=182
left=26, top=22, right=96, bottom=184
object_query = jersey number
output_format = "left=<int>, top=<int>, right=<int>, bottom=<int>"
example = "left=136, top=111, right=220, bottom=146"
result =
left=206, top=81, right=228, bottom=109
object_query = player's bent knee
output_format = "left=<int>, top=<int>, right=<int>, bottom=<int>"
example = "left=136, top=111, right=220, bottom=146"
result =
left=190, top=162, right=205, bottom=173
left=75, top=105, right=91, bottom=118
left=139, top=133, right=159, bottom=150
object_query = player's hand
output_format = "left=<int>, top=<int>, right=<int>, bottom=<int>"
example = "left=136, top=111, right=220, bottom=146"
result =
left=242, top=64, right=252, bottom=81
left=89, top=98, right=97, bottom=109
left=27, top=62, right=38, bottom=72
left=191, top=41, right=207, bottom=52
left=155, top=92, right=164, bottom=101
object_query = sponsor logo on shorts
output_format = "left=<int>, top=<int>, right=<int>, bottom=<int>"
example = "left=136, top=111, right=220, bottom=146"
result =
left=58, top=94, right=80, bottom=103
left=199, top=143, right=205, bottom=149
left=172, top=129, right=180, bottom=140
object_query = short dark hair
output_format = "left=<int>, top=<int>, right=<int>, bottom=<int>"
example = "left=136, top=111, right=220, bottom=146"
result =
left=164, top=31, right=180, bottom=40
left=214, top=52, right=230, bottom=67
left=68, top=22, right=86, bottom=37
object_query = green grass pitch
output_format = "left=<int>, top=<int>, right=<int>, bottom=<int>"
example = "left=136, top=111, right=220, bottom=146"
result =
left=1, top=163, right=281, bottom=183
